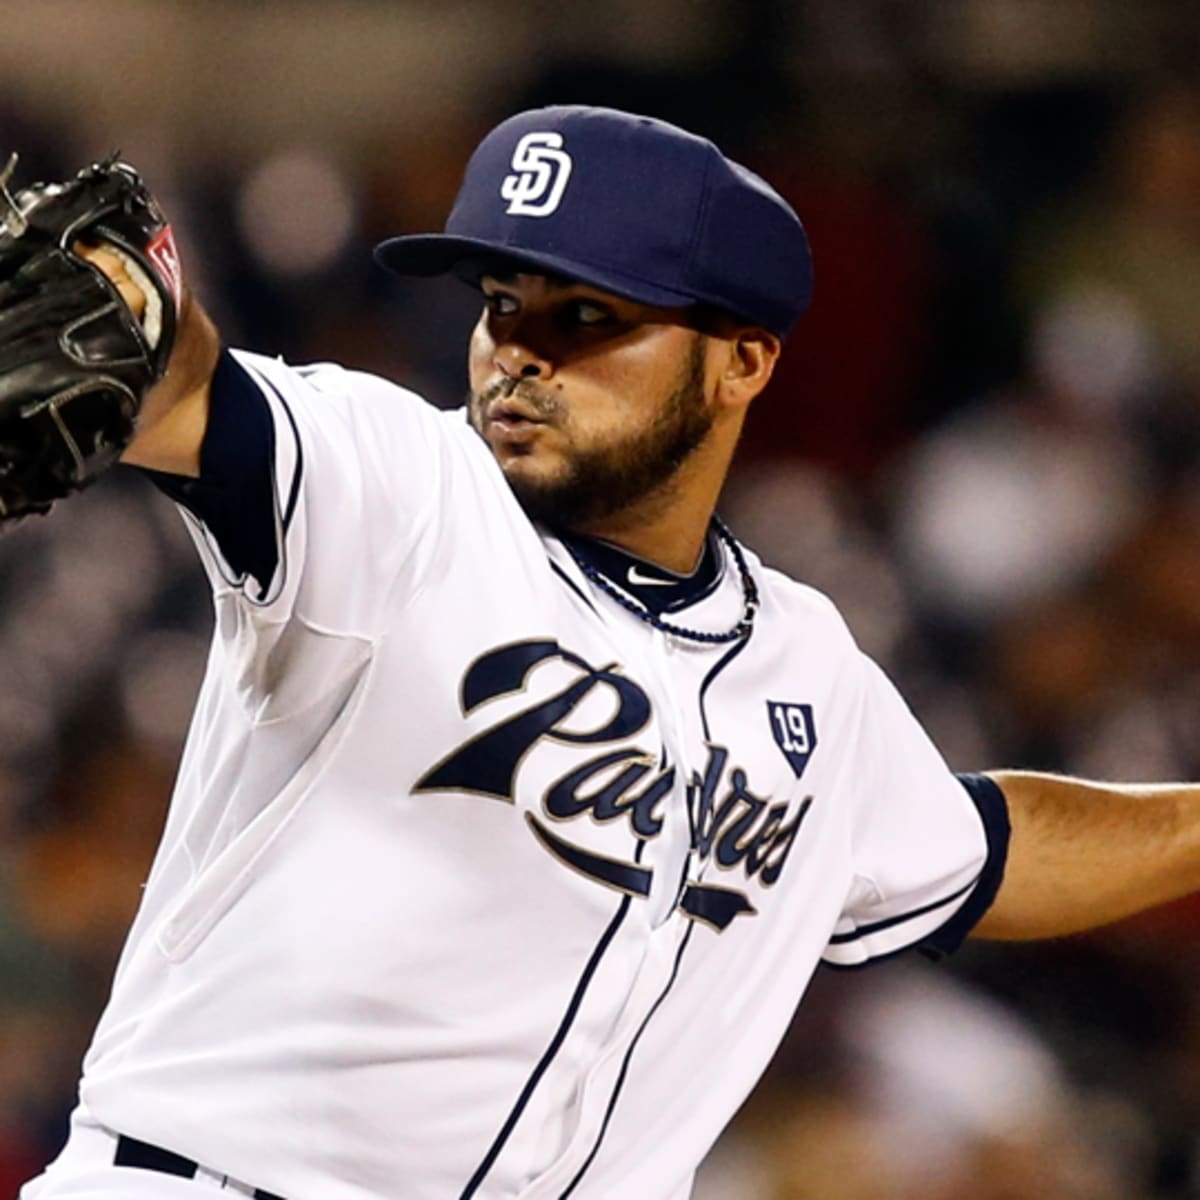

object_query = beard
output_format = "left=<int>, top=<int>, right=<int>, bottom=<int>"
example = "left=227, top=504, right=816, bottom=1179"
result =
left=468, top=335, right=713, bottom=531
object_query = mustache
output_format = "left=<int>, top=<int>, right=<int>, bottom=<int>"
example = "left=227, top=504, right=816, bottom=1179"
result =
left=474, top=376, right=560, bottom=418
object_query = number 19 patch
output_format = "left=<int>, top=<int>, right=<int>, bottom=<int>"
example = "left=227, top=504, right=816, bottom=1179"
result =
left=767, top=701, right=817, bottom=779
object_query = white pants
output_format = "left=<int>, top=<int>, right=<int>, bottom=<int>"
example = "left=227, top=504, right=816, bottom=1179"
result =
left=23, top=1114, right=268, bottom=1200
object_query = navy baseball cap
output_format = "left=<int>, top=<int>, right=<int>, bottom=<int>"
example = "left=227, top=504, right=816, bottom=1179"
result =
left=374, top=105, right=813, bottom=337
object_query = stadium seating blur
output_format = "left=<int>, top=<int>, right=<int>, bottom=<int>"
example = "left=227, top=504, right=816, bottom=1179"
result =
left=3, top=3, right=1200, bottom=1195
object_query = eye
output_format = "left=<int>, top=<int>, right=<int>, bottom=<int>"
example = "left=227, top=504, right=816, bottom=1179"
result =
left=568, top=299, right=614, bottom=326
left=483, top=290, right=519, bottom=317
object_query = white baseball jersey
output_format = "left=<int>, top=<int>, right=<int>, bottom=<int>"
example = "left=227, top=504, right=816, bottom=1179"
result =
left=24, top=349, right=1007, bottom=1200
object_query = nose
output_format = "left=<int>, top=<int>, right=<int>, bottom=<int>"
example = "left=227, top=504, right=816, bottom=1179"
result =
left=493, top=336, right=552, bottom=381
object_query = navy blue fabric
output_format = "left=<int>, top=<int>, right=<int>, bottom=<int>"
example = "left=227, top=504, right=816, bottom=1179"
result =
left=558, top=528, right=721, bottom=616
left=822, top=773, right=1010, bottom=973
left=919, top=772, right=1011, bottom=960
left=140, top=349, right=279, bottom=599
left=375, top=106, right=813, bottom=336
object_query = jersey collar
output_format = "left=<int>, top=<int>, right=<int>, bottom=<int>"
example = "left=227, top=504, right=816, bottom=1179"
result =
left=557, top=526, right=723, bottom=616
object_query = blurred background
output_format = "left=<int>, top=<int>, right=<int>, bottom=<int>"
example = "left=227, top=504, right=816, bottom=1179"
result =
left=1, top=0, right=1199, bottom=1196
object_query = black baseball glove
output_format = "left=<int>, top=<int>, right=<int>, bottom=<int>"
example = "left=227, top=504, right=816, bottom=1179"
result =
left=0, top=153, right=181, bottom=521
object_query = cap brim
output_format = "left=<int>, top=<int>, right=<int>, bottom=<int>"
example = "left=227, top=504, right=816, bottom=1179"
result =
left=373, top=234, right=698, bottom=311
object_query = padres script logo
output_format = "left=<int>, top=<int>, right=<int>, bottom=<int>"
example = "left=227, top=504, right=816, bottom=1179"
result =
left=500, top=132, right=573, bottom=217
left=415, top=640, right=811, bottom=930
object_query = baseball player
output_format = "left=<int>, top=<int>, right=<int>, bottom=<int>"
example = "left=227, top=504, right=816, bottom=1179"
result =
left=7, top=106, right=1200, bottom=1200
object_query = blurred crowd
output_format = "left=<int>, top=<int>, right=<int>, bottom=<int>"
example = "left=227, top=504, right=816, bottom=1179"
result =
left=3, top=1, right=1200, bottom=1196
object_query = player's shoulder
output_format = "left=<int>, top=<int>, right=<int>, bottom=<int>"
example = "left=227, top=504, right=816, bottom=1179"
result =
left=746, top=551, right=859, bottom=651
left=749, top=551, right=851, bottom=624
left=229, top=348, right=426, bottom=410
left=227, top=349, right=474, bottom=445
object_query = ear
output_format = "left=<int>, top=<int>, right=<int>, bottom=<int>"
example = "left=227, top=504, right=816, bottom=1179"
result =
left=713, top=328, right=781, bottom=413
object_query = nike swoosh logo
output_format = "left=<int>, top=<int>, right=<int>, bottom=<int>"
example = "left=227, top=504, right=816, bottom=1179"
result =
left=627, top=565, right=677, bottom=587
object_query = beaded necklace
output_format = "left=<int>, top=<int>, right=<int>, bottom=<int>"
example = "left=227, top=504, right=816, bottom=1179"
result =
left=566, top=517, right=758, bottom=645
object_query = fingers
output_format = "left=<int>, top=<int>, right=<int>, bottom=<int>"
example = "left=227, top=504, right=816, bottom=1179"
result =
left=75, top=241, right=148, bottom=318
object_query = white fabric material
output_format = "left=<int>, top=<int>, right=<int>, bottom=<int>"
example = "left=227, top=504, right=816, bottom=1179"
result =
left=23, top=1114, right=265, bottom=1199
left=24, top=351, right=991, bottom=1200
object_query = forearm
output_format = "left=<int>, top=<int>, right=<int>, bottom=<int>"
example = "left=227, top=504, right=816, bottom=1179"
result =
left=120, top=287, right=219, bottom=477
left=972, top=770, right=1200, bottom=940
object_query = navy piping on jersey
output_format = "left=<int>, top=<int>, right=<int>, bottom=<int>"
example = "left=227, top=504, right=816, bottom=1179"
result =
left=232, top=358, right=306, bottom=587
left=688, top=623, right=755, bottom=873
left=140, top=349, right=295, bottom=600
left=920, top=772, right=1010, bottom=958
left=826, top=875, right=979, bottom=946
left=559, top=923, right=698, bottom=1197
left=260, top=372, right=304, bottom=532
left=696, top=621, right=754, bottom=744
left=457, top=887, right=635, bottom=1199
left=548, top=558, right=600, bottom=614
left=822, top=772, right=1011, bottom=971
left=548, top=592, right=754, bottom=1192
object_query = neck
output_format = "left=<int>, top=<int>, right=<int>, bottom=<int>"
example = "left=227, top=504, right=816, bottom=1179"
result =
left=578, top=510, right=708, bottom=574
left=573, top=444, right=730, bottom=573
left=565, top=402, right=745, bottom=572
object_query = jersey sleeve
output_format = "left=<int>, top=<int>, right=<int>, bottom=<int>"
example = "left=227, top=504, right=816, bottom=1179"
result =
left=146, top=347, right=448, bottom=619
left=821, top=655, right=1010, bottom=968
left=141, top=348, right=288, bottom=600
left=140, top=347, right=463, bottom=731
